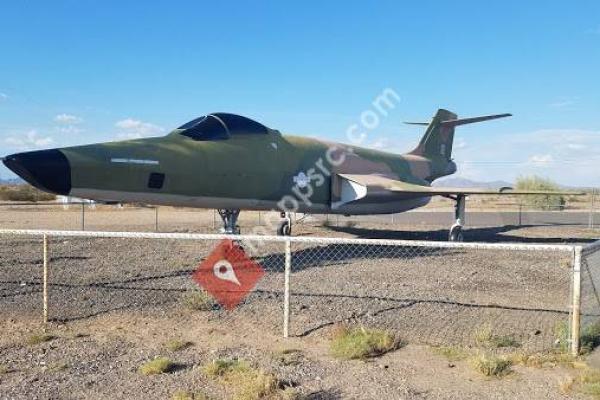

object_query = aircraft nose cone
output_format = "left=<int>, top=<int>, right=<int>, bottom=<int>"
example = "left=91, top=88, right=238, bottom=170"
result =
left=3, top=149, right=71, bottom=195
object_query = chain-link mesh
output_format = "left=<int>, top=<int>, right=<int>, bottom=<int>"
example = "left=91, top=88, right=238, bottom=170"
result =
left=581, top=241, right=600, bottom=352
left=0, top=230, right=578, bottom=354
left=0, top=203, right=598, bottom=233
left=287, top=241, right=573, bottom=353
left=0, top=234, right=288, bottom=335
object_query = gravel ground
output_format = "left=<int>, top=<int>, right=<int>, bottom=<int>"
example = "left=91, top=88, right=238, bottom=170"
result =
left=0, top=209, right=598, bottom=399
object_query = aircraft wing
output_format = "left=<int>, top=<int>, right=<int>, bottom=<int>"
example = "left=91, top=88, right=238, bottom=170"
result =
left=338, top=174, right=582, bottom=197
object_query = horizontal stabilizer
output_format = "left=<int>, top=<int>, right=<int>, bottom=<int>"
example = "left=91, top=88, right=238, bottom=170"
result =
left=439, top=113, right=512, bottom=127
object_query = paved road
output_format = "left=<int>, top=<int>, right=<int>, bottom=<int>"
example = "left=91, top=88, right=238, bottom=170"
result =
left=326, top=210, right=598, bottom=228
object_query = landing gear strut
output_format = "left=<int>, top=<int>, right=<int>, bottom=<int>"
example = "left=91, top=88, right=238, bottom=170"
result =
left=217, top=209, right=240, bottom=234
left=448, top=194, right=466, bottom=242
left=277, top=212, right=292, bottom=236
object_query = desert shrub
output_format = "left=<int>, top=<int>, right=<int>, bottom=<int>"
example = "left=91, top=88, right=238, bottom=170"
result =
left=515, top=175, right=565, bottom=210
left=0, top=184, right=55, bottom=202
left=202, top=358, right=296, bottom=400
left=469, top=353, right=512, bottom=377
left=182, top=290, right=215, bottom=311
left=138, top=357, right=177, bottom=375
left=329, top=325, right=400, bottom=360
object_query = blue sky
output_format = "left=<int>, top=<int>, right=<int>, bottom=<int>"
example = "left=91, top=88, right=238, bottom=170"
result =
left=1, top=1, right=599, bottom=185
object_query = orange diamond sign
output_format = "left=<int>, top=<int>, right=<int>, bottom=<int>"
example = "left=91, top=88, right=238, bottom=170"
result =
left=192, top=240, right=265, bottom=310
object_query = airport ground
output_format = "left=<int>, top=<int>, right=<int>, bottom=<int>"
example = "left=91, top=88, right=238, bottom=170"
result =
left=0, top=203, right=599, bottom=399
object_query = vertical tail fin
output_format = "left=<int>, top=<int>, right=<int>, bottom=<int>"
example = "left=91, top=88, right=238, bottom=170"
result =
left=408, top=109, right=458, bottom=161
left=406, top=109, right=512, bottom=180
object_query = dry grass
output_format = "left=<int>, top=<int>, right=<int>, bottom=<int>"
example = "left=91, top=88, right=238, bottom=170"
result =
left=138, top=357, right=177, bottom=375
left=273, top=348, right=303, bottom=366
left=165, top=339, right=194, bottom=352
left=202, top=358, right=298, bottom=400
left=469, top=353, right=512, bottom=377
left=46, top=362, right=69, bottom=373
left=558, top=376, right=575, bottom=395
left=508, top=351, right=576, bottom=369
left=182, top=290, right=215, bottom=311
left=26, top=333, right=54, bottom=345
left=577, top=368, right=600, bottom=397
left=329, top=325, right=400, bottom=360
left=431, top=346, right=470, bottom=362
left=171, top=390, right=211, bottom=400
left=473, top=323, right=520, bottom=349
left=0, top=364, right=8, bottom=374
left=0, top=184, right=55, bottom=202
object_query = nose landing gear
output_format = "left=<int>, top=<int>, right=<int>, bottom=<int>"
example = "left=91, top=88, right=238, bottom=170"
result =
left=277, top=212, right=292, bottom=236
left=217, top=209, right=240, bottom=234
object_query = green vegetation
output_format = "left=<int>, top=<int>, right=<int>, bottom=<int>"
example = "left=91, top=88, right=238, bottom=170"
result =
left=473, top=323, right=520, bottom=348
left=578, top=368, right=600, bottom=398
left=515, top=175, right=566, bottom=210
left=165, top=339, right=194, bottom=352
left=26, top=333, right=55, bottom=345
left=202, top=358, right=298, bottom=400
left=138, top=357, right=178, bottom=375
left=329, top=325, right=400, bottom=360
left=172, top=391, right=210, bottom=400
left=469, top=353, right=512, bottom=377
left=581, top=321, right=600, bottom=354
left=182, top=290, right=215, bottom=311
left=0, top=184, right=55, bottom=202
left=554, top=321, right=570, bottom=353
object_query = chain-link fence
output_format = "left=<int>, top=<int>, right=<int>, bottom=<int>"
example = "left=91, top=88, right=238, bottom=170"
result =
left=0, top=202, right=599, bottom=233
left=1, top=229, right=590, bottom=355
left=580, top=240, right=600, bottom=353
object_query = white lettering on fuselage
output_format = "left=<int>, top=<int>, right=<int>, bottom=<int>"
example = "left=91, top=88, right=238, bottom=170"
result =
left=110, top=158, right=159, bottom=165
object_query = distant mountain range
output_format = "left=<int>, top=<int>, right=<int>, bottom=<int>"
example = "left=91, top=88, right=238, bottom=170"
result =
left=433, top=177, right=514, bottom=189
left=0, top=177, right=24, bottom=185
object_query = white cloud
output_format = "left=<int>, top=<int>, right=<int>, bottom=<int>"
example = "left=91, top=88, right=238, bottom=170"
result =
left=0, top=93, right=7, bottom=102
left=115, top=118, right=164, bottom=139
left=548, top=99, right=576, bottom=108
left=4, top=130, right=54, bottom=149
left=454, top=137, right=467, bottom=150
left=527, top=154, right=554, bottom=166
left=54, top=113, right=83, bottom=124
left=55, top=125, right=84, bottom=135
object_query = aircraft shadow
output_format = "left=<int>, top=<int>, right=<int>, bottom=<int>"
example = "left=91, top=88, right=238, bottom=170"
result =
left=327, top=224, right=597, bottom=244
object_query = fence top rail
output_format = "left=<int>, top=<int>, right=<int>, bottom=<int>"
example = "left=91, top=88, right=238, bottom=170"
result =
left=583, top=239, right=600, bottom=255
left=0, top=228, right=578, bottom=253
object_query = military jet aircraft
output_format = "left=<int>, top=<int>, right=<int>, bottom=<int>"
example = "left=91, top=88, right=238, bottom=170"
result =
left=2, top=109, right=571, bottom=241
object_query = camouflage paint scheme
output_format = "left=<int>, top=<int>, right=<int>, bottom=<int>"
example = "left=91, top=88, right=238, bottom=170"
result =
left=3, top=109, right=517, bottom=215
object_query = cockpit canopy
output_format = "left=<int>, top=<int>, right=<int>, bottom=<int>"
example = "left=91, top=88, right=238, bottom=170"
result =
left=177, top=113, right=269, bottom=141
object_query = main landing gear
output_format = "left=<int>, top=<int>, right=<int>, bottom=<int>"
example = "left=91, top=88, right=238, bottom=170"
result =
left=448, top=194, right=466, bottom=242
left=277, top=212, right=292, bottom=236
left=217, top=209, right=240, bottom=234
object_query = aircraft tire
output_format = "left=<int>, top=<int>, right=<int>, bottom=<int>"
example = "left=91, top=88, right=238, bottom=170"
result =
left=277, top=220, right=292, bottom=236
left=449, top=226, right=464, bottom=242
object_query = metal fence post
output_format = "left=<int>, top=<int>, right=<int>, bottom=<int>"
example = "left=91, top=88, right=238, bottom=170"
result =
left=571, top=246, right=583, bottom=355
left=155, top=207, right=159, bottom=232
left=43, top=234, right=49, bottom=325
left=283, top=239, right=291, bottom=338
left=81, top=202, right=85, bottom=231
left=589, top=189, right=596, bottom=229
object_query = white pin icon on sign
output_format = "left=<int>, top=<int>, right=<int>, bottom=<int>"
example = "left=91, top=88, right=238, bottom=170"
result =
left=213, top=259, right=241, bottom=286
